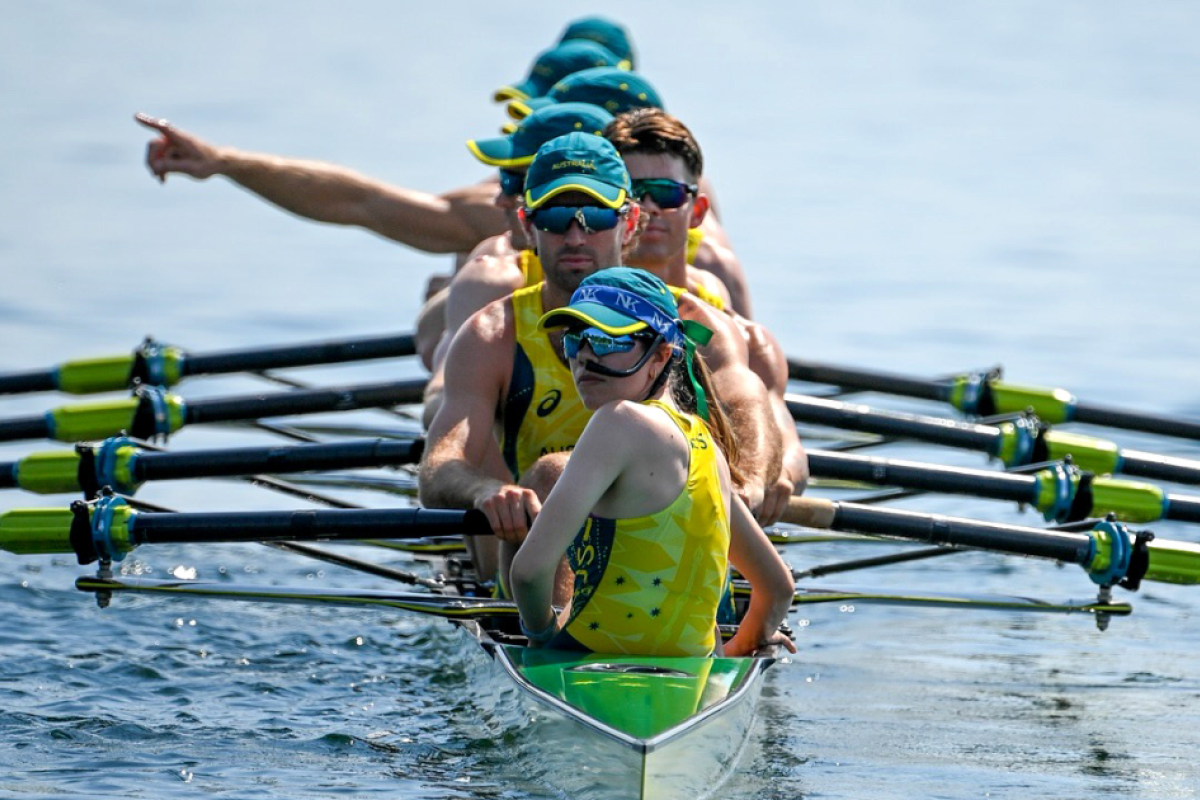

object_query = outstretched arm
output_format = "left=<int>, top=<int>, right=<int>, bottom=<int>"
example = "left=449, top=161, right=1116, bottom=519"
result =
left=136, top=113, right=506, bottom=254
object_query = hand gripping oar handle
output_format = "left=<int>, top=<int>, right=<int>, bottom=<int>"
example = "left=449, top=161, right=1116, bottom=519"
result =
left=0, top=495, right=492, bottom=564
left=780, top=496, right=1200, bottom=588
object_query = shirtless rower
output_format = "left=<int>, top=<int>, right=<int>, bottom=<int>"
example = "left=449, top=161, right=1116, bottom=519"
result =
left=419, top=132, right=780, bottom=587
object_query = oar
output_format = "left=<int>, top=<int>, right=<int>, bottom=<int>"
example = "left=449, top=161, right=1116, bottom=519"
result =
left=736, top=581, right=1133, bottom=617
left=806, top=449, right=1200, bottom=524
left=0, top=378, right=428, bottom=444
left=0, top=332, right=417, bottom=396
left=76, top=575, right=1133, bottom=620
left=788, top=358, right=1200, bottom=442
left=0, top=495, right=490, bottom=565
left=0, top=436, right=423, bottom=496
left=74, top=577, right=515, bottom=620
left=779, top=496, right=1200, bottom=589
left=788, top=394, right=1200, bottom=486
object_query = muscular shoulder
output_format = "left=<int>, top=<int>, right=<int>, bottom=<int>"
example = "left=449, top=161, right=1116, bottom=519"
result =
left=463, top=232, right=518, bottom=262
left=733, top=315, right=788, bottom=394
left=685, top=265, right=732, bottom=311
left=445, top=249, right=524, bottom=332
left=677, top=293, right=750, bottom=367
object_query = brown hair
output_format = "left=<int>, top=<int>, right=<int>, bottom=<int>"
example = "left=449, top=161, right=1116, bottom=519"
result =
left=603, top=108, right=704, bottom=181
left=666, top=347, right=743, bottom=487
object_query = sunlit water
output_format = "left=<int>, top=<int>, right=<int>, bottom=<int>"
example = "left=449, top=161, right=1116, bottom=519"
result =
left=2, top=3, right=1198, bottom=798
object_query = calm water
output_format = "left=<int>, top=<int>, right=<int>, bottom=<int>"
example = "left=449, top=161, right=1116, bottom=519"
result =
left=2, top=2, right=1199, bottom=798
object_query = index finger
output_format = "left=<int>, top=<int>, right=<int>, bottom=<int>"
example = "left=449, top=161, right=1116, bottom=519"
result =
left=134, top=112, right=172, bottom=134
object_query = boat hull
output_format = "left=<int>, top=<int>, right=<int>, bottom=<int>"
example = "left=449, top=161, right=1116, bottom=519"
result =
left=462, top=621, right=774, bottom=800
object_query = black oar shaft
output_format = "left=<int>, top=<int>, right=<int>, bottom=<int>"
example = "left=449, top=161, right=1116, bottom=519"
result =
left=182, top=333, right=415, bottom=377
left=1119, top=450, right=1200, bottom=486
left=787, top=395, right=1000, bottom=452
left=788, top=359, right=945, bottom=402
left=1169, top=495, right=1200, bottom=524
left=183, top=379, right=427, bottom=426
left=0, top=416, right=52, bottom=442
left=831, top=502, right=1095, bottom=564
left=807, top=450, right=1036, bottom=504
left=135, top=439, right=423, bottom=482
left=1075, top=402, right=1200, bottom=440
left=132, top=507, right=488, bottom=545
left=0, top=370, right=57, bottom=395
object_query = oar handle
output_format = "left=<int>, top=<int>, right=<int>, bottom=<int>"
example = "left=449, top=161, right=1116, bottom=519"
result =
left=781, top=496, right=838, bottom=529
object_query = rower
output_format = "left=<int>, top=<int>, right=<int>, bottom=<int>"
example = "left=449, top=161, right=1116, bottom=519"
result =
left=419, top=131, right=781, bottom=586
left=497, top=67, right=751, bottom=314
left=425, top=105, right=756, bottom=426
left=419, top=103, right=618, bottom=400
left=604, top=108, right=809, bottom=519
left=491, top=40, right=628, bottom=105
left=508, top=266, right=796, bottom=657
left=132, top=19, right=631, bottom=363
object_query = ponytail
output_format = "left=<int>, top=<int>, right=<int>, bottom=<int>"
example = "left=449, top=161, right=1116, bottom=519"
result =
left=667, top=348, right=744, bottom=487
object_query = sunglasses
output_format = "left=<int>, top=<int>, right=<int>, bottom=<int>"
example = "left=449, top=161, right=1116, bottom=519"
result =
left=527, top=205, right=624, bottom=235
left=562, top=327, right=647, bottom=360
left=498, top=169, right=525, bottom=197
left=630, top=179, right=697, bottom=209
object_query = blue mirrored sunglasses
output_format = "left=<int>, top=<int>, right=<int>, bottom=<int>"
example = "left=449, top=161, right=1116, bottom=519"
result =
left=630, top=178, right=697, bottom=209
left=528, top=205, right=623, bottom=235
left=562, top=327, right=646, bottom=359
left=498, top=169, right=525, bottom=196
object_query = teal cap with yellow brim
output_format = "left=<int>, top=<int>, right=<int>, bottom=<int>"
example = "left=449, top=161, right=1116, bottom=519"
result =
left=558, top=16, right=636, bottom=69
left=538, top=267, right=678, bottom=336
left=467, top=103, right=615, bottom=168
left=494, top=40, right=624, bottom=103
left=507, top=67, right=663, bottom=121
left=522, top=132, right=630, bottom=210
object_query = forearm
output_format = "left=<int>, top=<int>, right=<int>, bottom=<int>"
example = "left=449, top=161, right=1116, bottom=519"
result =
left=417, top=455, right=510, bottom=510
left=775, top=397, right=810, bottom=492
left=510, top=548, right=560, bottom=635
left=724, top=389, right=783, bottom=491
left=217, top=149, right=495, bottom=252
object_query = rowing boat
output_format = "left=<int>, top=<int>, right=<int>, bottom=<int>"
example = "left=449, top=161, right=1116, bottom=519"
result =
left=60, top=546, right=777, bottom=800
left=2, top=332, right=1199, bottom=798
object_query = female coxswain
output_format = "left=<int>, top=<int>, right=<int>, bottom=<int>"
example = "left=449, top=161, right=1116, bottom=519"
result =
left=506, top=266, right=796, bottom=657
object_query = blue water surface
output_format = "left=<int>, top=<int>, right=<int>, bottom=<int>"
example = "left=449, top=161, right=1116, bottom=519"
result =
left=1, top=2, right=1198, bottom=798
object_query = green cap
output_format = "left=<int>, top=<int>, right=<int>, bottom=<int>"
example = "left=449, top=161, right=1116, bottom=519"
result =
left=559, top=16, right=636, bottom=69
left=508, top=67, right=664, bottom=121
left=494, top=40, right=624, bottom=103
left=523, top=132, right=630, bottom=209
left=466, top=103, right=614, bottom=168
